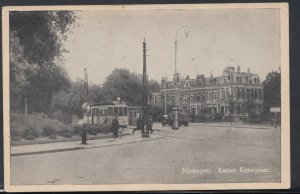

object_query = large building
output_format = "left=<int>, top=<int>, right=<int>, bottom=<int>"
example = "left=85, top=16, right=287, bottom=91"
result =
left=151, top=66, right=263, bottom=122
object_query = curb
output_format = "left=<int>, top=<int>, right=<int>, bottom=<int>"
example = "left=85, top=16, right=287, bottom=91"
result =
left=11, top=136, right=166, bottom=157
left=11, top=132, right=133, bottom=147
left=191, top=124, right=272, bottom=129
left=11, top=147, right=85, bottom=157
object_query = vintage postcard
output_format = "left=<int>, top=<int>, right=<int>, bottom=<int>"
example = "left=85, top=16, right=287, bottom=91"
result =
left=3, top=3, right=290, bottom=192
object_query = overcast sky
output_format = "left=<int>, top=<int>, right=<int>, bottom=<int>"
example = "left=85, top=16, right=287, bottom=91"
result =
left=62, top=8, right=280, bottom=84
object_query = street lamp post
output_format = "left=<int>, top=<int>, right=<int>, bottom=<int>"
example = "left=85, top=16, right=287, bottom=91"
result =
left=173, top=26, right=190, bottom=130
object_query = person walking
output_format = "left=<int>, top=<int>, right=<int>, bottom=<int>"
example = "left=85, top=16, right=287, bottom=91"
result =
left=133, top=114, right=143, bottom=134
left=147, top=114, right=154, bottom=134
left=81, top=123, right=87, bottom=144
left=112, top=114, right=119, bottom=138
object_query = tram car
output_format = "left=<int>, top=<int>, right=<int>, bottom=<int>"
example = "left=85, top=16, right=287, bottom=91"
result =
left=83, top=99, right=128, bottom=128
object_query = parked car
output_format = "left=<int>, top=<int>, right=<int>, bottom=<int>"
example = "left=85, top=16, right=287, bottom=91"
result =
left=162, top=114, right=172, bottom=127
left=178, top=114, right=189, bottom=126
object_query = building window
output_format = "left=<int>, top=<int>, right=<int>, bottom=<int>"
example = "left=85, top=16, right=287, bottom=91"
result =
left=196, top=94, right=200, bottom=102
left=226, top=88, right=230, bottom=98
left=213, top=91, right=217, bottom=100
left=241, top=88, right=244, bottom=99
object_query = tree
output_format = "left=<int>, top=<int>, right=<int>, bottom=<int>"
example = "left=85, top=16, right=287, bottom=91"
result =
left=9, top=11, right=78, bottom=113
left=245, top=99, right=255, bottom=124
left=9, top=33, right=34, bottom=111
left=102, top=68, right=160, bottom=106
left=50, top=78, right=103, bottom=117
left=51, top=68, right=160, bottom=116
left=263, top=71, right=281, bottom=107
left=262, top=70, right=281, bottom=120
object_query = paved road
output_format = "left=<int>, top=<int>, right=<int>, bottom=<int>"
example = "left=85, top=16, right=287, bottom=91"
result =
left=11, top=123, right=281, bottom=185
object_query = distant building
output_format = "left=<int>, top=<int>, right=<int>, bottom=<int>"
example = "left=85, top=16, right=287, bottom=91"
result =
left=151, top=66, right=263, bottom=122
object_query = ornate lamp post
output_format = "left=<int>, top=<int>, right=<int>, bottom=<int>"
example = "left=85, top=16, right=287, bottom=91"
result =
left=173, top=26, right=190, bottom=130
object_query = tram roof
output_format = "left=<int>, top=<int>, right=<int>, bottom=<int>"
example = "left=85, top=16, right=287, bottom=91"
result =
left=90, top=101, right=127, bottom=107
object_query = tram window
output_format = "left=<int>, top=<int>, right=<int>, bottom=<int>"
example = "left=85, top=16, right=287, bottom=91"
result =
left=119, top=107, right=124, bottom=116
left=124, top=107, right=127, bottom=116
left=108, top=107, right=112, bottom=116
left=114, top=107, right=118, bottom=116
left=104, top=109, right=108, bottom=116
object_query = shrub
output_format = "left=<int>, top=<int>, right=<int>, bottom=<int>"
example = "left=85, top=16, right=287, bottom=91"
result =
left=25, top=134, right=36, bottom=140
left=22, top=128, right=39, bottom=140
left=98, top=123, right=111, bottom=134
left=49, top=134, right=57, bottom=139
left=42, top=125, right=55, bottom=137
left=63, top=132, right=72, bottom=138
left=10, top=128, right=21, bottom=141
left=11, top=135, right=21, bottom=141
left=72, top=125, right=82, bottom=136
left=59, top=128, right=72, bottom=138
left=87, top=125, right=98, bottom=135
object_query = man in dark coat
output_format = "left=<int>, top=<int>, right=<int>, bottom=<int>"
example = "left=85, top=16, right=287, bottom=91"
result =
left=112, top=115, right=119, bottom=138
left=81, top=124, right=87, bottom=144
left=132, top=114, right=143, bottom=134
left=146, top=114, right=154, bottom=134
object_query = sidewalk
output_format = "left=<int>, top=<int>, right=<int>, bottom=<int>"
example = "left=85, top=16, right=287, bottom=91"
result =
left=189, top=122, right=274, bottom=129
left=11, top=129, right=165, bottom=156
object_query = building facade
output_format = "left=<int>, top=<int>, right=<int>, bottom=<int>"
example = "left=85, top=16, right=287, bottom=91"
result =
left=152, top=66, right=263, bottom=122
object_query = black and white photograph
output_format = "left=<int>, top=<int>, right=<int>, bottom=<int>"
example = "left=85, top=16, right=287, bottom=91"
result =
left=3, top=3, right=290, bottom=191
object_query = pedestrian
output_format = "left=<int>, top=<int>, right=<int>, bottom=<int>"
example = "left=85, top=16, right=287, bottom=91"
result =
left=111, top=114, right=120, bottom=138
left=168, top=113, right=173, bottom=127
left=132, top=114, right=143, bottom=134
left=274, top=114, right=278, bottom=128
left=81, top=124, right=87, bottom=145
left=147, top=114, right=153, bottom=134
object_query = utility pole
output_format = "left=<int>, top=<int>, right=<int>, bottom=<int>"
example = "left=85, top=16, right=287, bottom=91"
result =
left=83, top=68, right=90, bottom=124
left=84, top=68, right=89, bottom=102
left=164, top=91, right=167, bottom=115
left=24, top=97, right=28, bottom=116
left=142, top=38, right=149, bottom=137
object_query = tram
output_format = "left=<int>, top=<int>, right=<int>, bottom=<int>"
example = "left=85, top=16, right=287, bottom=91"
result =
left=83, top=99, right=128, bottom=128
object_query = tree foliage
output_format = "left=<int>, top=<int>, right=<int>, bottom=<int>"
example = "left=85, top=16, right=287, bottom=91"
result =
left=263, top=71, right=281, bottom=108
left=261, top=70, right=280, bottom=121
left=50, top=78, right=103, bottom=116
left=102, top=68, right=160, bottom=106
left=10, top=11, right=78, bottom=113
left=50, top=68, right=160, bottom=116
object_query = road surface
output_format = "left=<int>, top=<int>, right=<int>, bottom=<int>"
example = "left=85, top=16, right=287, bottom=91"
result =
left=11, top=123, right=281, bottom=185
